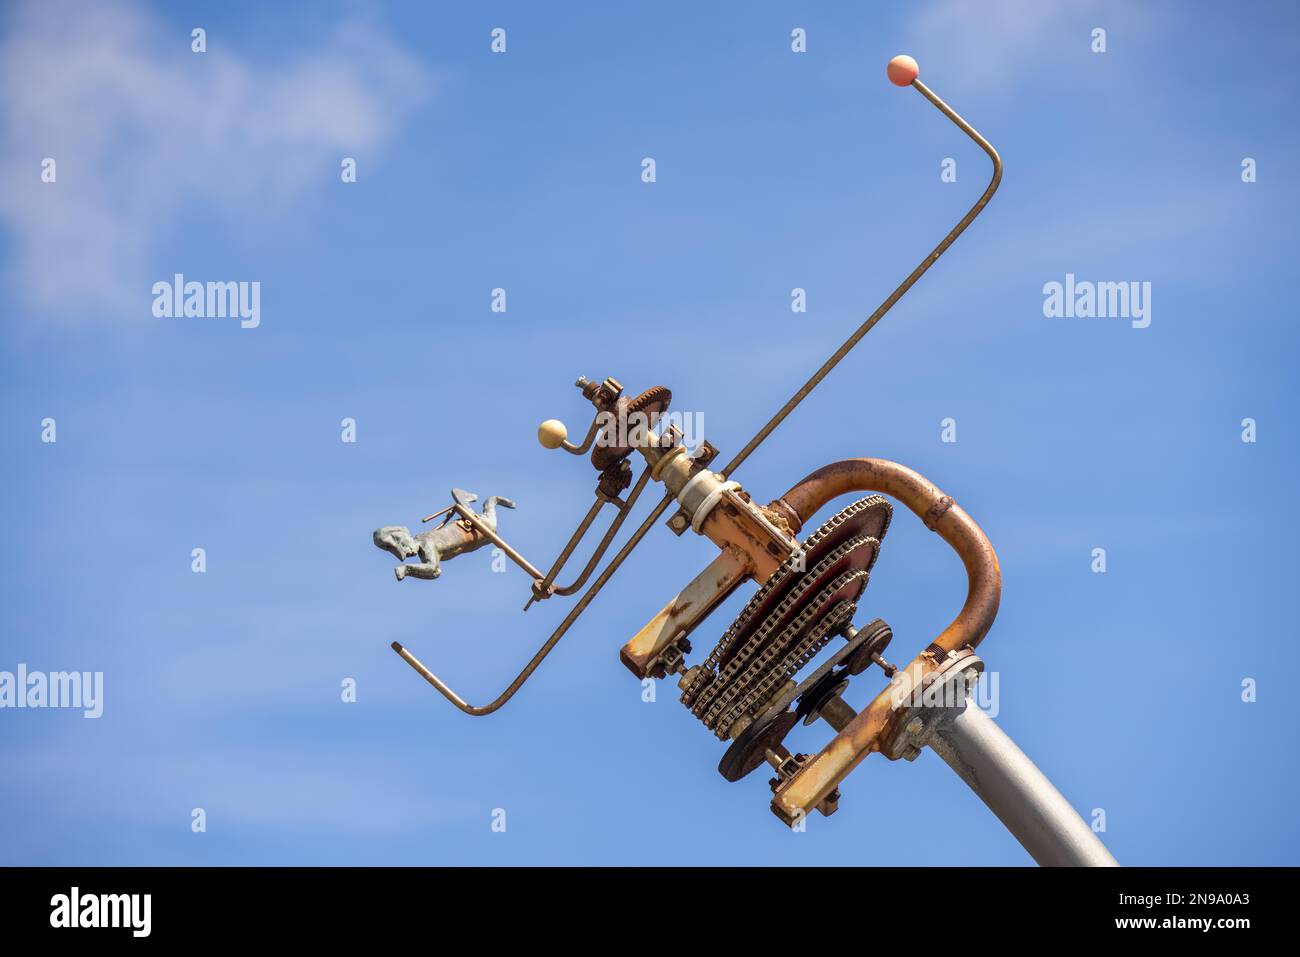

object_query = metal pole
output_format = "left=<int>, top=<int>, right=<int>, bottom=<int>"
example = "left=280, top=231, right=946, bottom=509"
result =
left=928, top=699, right=1119, bottom=867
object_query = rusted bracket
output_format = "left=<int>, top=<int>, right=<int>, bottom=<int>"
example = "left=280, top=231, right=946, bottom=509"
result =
left=620, top=547, right=751, bottom=680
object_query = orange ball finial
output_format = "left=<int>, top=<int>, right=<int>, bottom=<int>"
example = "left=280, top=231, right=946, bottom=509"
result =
left=887, top=54, right=919, bottom=86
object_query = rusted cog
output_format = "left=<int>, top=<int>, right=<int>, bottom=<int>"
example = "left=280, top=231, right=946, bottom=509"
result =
left=701, top=574, right=864, bottom=733
left=680, top=496, right=891, bottom=711
left=591, top=386, right=672, bottom=470
left=716, top=496, right=890, bottom=673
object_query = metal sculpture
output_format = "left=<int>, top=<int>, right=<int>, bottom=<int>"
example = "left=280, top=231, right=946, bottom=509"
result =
left=370, top=56, right=1118, bottom=866
left=373, top=488, right=516, bottom=581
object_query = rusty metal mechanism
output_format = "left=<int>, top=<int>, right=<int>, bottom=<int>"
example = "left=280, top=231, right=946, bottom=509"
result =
left=374, top=57, right=1117, bottom=864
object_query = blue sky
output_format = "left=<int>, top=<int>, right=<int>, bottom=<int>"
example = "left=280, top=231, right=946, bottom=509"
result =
left=1, top=0, right=1297, bottom=865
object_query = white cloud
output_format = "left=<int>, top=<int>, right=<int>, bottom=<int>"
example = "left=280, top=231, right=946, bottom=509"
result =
left=0, top=0, right=431, bottom=318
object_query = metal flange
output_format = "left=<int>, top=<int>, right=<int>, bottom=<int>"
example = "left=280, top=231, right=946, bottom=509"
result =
left=878, top=648, right=984, bottom=762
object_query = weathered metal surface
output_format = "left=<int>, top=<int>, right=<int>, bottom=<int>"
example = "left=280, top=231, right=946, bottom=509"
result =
left=773, top=459, right=1000, bottom=655
left=715, top=618, right=883, bottom=783
left=696, top=490, right=800, bottom=582
left=373, top=488, right=516, bottom=582
left=591, top=385, right=672, bottom=470
left=719, top=500, right=887, bottom=671
left=877, top=648, right=983, bottom=761
left=452, top=500, right=543, bottom=580
left=680, top=498, right=890, bottom=725
left=767, top=457, right=1002, bottom=825
left=619, top=547, right=750, bottom=679
left=700, top=590, right=858, bottom=738
left=719, top=709, right=799, bottom=782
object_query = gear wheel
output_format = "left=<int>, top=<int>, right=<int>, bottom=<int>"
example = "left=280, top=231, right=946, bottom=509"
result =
left=681, top=496, right=890, bottom=707
left=681, top=496, right=892, bottom=737
left=590, top=386, right=672, bottom=470
left=716, top=616, right=890, bottom=781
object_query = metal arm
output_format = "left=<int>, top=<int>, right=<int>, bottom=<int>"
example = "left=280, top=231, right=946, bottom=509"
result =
left=526, top=466, right=653, bottom=609
left=720, top=74, right=1003, bottom=479
left=392, top=492, right=675, bottom=716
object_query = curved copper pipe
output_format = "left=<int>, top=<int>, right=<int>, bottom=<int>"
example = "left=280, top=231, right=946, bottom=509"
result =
left=771, top=457, right=1000, bottom=653
left=765, top=458, right=1001, bottom=824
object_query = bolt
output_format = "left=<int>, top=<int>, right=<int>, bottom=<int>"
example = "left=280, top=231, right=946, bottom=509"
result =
left=906, top=716, right=924, bottom=736
left=871, top=652, right=897, bottom=677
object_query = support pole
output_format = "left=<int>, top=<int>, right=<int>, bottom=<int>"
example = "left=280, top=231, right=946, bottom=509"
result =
left=929, top=701, right=1119, bottom=867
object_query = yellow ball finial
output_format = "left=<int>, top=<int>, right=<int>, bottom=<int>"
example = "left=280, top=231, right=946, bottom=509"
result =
left=537, top=419, right=568, bottom=450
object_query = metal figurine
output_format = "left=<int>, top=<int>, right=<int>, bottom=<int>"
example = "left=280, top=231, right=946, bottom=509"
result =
left=370, top=56, right=1120, bottom=866
left=373, top=489, right=516, bottom=581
